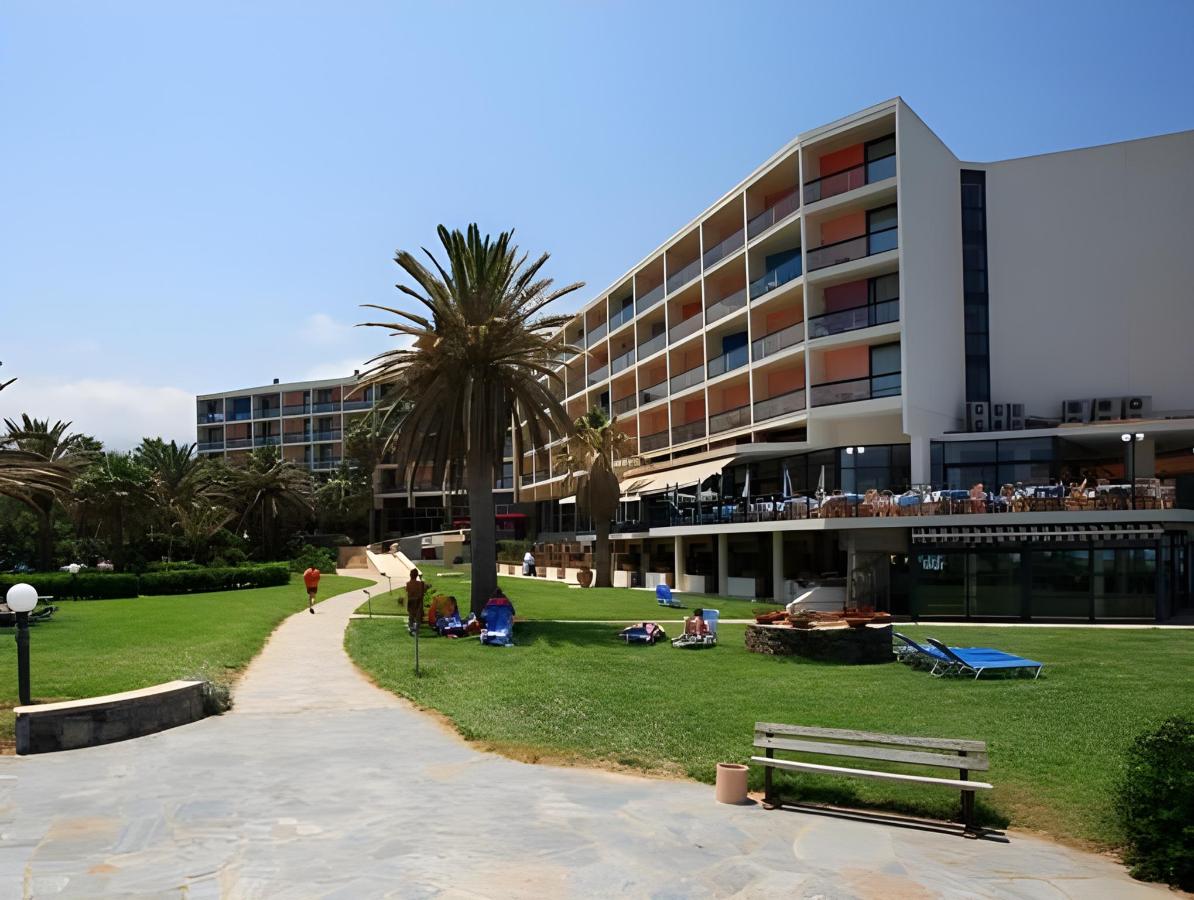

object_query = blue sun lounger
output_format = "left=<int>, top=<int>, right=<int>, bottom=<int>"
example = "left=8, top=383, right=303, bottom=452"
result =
left=925, top=637, right=1043, bottom=680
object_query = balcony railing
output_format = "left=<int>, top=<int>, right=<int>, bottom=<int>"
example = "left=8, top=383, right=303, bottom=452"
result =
left=640, top=380, right=668, bottom=405
left=752, top=322, right=804, bottom=361
left=225, top=437, right=252, bottom=449
left=587, top=320, right=609, bottom=346
left=255, top=408, right=280, bottom=419
left=702, top=228, right=744, bottom=269
left=612, top=394, right=637, bottom=416
left=810, top=373, right=902, bottom=407
left=283, top=432, right=311, bottom=444
left=640, top=429, right=669, bottom=452
left=666, top=257, right=700, bottom=293
left=807, top=226, right=898, bottom=272
left=747, top=188, right=800, bottom=239
left=753, top=387, right=806, bottom=421
left=807, top=298, right=899, bottom=339
left=671, top=420, right=706, bottom=444
left=637, top=331, right=667, bottom=359
left=311, top=458, right=342, bottom=471
left=669, top=364, right=704, bottom=394
left=520, top=472, right=537, bottom=485
left=709, top=404, right=751, bottom=434
left=636, top=282, right=665, bottom=313
left=705, top=287, right=747, bottom=325
left=669, top=313, right=702, bottom=344
left=342, top=399, right=372, bottom=411
left=196, top=441, right=224, bottom=452
left=587, top=363, right=609, bottom=386
left=254, top=435, right=281, bottom=447
left=749, top=255, right=803, bottom=300
left=609, top=304, right=635, bottom=331
left=803, top=153, right=896, bottom=205
left=311, top=430, right=343, bottom=442
left=227, top=411, right=252, bottom=422
left=312, top=401, right=341, bottom=413
left=282, top=404, right=310, bottom=417
left=611, top=348, right=635, bottom=375
left=197, top=412, right=224, bottom=424
left=707, top=345, right=749, bottom=379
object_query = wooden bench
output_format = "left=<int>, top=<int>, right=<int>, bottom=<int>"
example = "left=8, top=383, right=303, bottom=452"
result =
left=751, top=722, right=992, bottom=831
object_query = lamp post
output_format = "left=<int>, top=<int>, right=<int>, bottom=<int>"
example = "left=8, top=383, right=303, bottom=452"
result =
left=7, top=583, right=37, bottom=706
left=67, top=562, right=80, bottom=600
left=1121, top=432, right=1144, bottom=510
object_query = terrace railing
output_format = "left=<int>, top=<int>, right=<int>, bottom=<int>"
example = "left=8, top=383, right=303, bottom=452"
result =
left=669, top=313, right=702, bottom=344
left=807, top=298, right=899, bottom=339
left=635, top=282, right=665, bottom=313
left=702, top=227, right=744, bottom=268
left=705, top=287, right=747, bottom=325
left=671, top=419, right=706, bottom=444
left=666, top=257, right=701, bottom=293
left=753, top=387, right=806, bottom=421
left=637, top=331, right=667, bottom=359
left=611, top=347, right=636, bottom=375
left=669, top=364, right=705, bottom=394
left=802, top=152, right=896, bottom=205
left=749, top=255, right=803, bottom=300
left=751, top=322, right=804, bottom=361
left=612, top=394, right=637, bottom=416
left=747, top=188, right=801, bottom=239
left=709, top=404, right=751, bottom=434
left=806, top=226, right=898, bottom=272
left=640, top=429, right=670, bottom=452
left=640, top=380, right=668, bottom=406
left=809, top=373, right=901, bottom=407
left=609, top=303, right=635, bottom=331
left=707, top=345, right=749, bottom=379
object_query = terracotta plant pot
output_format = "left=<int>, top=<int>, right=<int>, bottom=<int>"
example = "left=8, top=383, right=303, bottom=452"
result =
left=714, top=763, right=749, bottom=804
left=577, top=568, right=593, bottom=588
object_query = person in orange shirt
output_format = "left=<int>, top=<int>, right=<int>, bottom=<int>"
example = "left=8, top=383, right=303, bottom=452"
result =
left=303, top=566, right=321, bottom=614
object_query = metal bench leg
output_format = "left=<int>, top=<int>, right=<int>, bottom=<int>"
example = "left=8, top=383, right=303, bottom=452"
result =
left=763, top=743, right=776, bottom=809
left=960, top=753, right=978, bottom=837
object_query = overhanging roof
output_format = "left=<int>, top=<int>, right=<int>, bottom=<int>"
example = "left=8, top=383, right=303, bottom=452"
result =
left=620, top=456, right=734, bottom=498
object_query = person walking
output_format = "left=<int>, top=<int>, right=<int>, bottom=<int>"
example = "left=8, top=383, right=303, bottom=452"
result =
left=303, top=565, right=321, bottom=614
left=404, top=568, right=427, bottom=636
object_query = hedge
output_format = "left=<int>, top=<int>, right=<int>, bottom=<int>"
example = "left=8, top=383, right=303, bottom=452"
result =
left=0, top=564, right=291, bottom=601
left=0, top=572, right=138, bottom=600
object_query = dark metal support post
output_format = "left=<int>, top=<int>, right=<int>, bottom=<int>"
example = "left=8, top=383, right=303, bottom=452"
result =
left=763, top=734, right=775, bottom=809
left=15, top=611, right=30, bottom=706
left=959, top=751, right=975, bottom=835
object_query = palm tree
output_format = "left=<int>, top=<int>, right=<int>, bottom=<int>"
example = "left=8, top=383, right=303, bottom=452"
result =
left=72, top=451, right=152, bottom=571
left=313, top=461, right=371, bottom=539
left=343, top=411, right=392, bottom=544
left=360, top=224, right=582, bottom=614
left=135, top=438, right=225, bottom=560
left=557, top=408, right=631, bottom=588
left=229, top=446, right=314, bottom=560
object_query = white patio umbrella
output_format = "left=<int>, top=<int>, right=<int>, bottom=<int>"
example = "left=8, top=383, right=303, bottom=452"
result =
left=782, top=464, right=793, bottom=500
left=815, top=465, right=826, bottom=502
left=741, top=470, right=751, bottom=500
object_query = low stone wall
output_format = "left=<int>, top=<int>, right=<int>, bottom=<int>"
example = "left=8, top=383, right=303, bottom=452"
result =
left=15, top=679, right=209, bottom=755
left=745, top=624, right=894, bottom=665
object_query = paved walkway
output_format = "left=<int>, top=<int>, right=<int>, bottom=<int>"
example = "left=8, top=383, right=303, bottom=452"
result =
left=0, top=575, right=1168, bottom=898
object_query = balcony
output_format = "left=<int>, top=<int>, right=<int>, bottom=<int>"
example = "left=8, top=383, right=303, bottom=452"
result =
left=749, top=255, right=803, bottom=300
left=196, top=412, right=224, bottom=424
left=225, top=437, right=252, bottom=449
left=587, top=363, right=609, bottom=386
left=196, top=441, right=224, bottom=452
left=666, top=258, right=700, bottom=293
left=612, top=394, right=637, bottom=416
left=810, top=373, right=901, bottom=407
left=520, top=472, right=537, bottom=485
left=707, top=345, right=749, bottom=379
left=671, top=420, right=706, bottom=444
left=342, top=399, right=372, bottom=412
left=636, top=282, right=665, bottom=314
left=587, top=320, right=609, bottom=346
left=669, top=364, right=704, bottom=394
left=312, top=430, right=343, bottom=442
left=705, top=287, right=747, bottom=325
left=638, top=331, right=667, bottom=359
left=640, top=380, right=668, bottom=406
left=610, top=348, right=635, bottom=375
left=807, top=299, right=899, bottom=339
left=254, top=435, right=281, bottom=447
left=752, top=322, right=804, bottom=361
left=255, top=408, right=280, bottom=419
left=312, top=401, right=341, bottom=413
left=669, top=313, right=702, bottom=344
left=709, top=404, right=750, bottom=434
left=747, top=188, right=800, bottom=239
left=227, top=411, right=252, bottom=422
left=702, top=228, right=744, bottom=269
left=311, top=458, right=342, bottom=471
left=282, top=404, right=310, bottom=417
left=807, top=226, right=898, bottom=272
left=283, top=432, right=311, bottom=444
left=803, top=152, right=896, bottom=205
left=609, top=304, right=635, bottom=332
left=753, top=387, right=806, bottom=422
left=640, top=429, right=670, bottom=453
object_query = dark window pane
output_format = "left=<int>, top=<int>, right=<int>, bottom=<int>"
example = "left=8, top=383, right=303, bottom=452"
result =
left=870, top=342, right=901, bottom=375
left=868, top=205, right=898, bottom=232
left=870, top=272, right=900, bottom=303
left=915, top=552, right=966, bottom=616
left=1093, top=548, right=1156, bottom=619
left=965, top=333, right=989, bottom=356
left=866, top=135, right=896, bottom=161
left=1031, top=550, right=1091, bottom=618
left=944, top=441, right=996, bottom=465
left=964, top=269, right=988, bottom=292
left=997, top=438, right=1054, bottom=462
left=972, top=552, right=1022, bottom=617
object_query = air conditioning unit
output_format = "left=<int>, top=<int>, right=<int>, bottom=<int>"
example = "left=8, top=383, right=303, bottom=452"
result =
left=989, top=403, right=1007, bottom=432
left=1008, top=403, right=1026, bottom=430
left=966, top=402, right=988, bottom=433
left=1062, top=399, right=1091, bottom=424
left=1124, top=396, right=1153, bottom=419
left=1092, top=397, right=1124, bottom=422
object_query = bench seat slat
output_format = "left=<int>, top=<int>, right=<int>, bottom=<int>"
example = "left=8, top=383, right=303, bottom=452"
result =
left=752, top=736, right=989, bottom=771
left=754, top=723, right=986, bottom=753
left=750, top=756, right=992, bottom=791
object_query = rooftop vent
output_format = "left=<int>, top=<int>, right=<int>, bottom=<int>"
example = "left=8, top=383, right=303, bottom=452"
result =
left=273, top=378, right=279, bottom=384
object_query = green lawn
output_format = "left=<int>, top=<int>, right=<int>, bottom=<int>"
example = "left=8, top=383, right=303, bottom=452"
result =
left=0, top=573, right=371, bottom=748
left=355, top=563, right=770, bottom=620
left=347, top=611, right=1194, bottom=849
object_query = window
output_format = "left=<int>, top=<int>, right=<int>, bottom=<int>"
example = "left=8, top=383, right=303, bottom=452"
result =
left=870, top=342, right=901, bottom=397
left=960, top=170, right=990, bottom=402
left=1030, top=550, right=1091, bottom=619
left=971, top=552, right=1022, bottom=617
left=915, top=552, right=966, bottom=616
left=1093, top=549, right=1156, bottom=619
left=867, top=205, right=899, bottom=254
left=937, top=437, right=1057, bottom=489
left=865, top=135, right=896, bottom=183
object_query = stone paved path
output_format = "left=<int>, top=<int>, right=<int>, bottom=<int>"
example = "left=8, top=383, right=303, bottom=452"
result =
left=0, top=574, right=1169, bottom=898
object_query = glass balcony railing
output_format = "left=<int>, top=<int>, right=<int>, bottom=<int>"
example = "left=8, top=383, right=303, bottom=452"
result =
left=254, top=435, right=281, bottom=447
left=640, top=429, right=669, bottom=452
left=669, top=313, right=702, bottom=344
left=283, top=432, right=310, bottom=444
left=312, top=401, right=341, bottom=413
left=640, top=380, right=668, bottom=405
left=587, top=363, right=609, bottom=386
left=752, top=322, right=804, bottom=361
left=520, top=472, right=537, bottom=485
left=666, top=257, right=700, bottom=293
left=611, top=348, right=635, bottom=374
left=809, top=373, right=902, bottom=407
left=709, top=404, right=751, bottom=434
left=803, top=153, right=896, bottom=205
left=587, top=321, right=609, bottom=346
left=197, top=412, right=224, bottom=424
left=311, top=430, right=342, bottom=442
left=749, top=255, right=803, bottom=300
left=612, top=394, right=637, bottom=416
left=196, top=441, right=224, bottom=452
left=342, top=399, right=372, bottom=411
left=310, top=458, right=342, bottom=471
left=702, top=228, right=744, bottom=268
left=705, top=287, right=747, bottom=325
left=282, top=404, right=310, bottom=417
left=637, top=331, right=667, bottom=359
left=227, top=411, right=252, bottom=422
left=255, top=408, right=280, bottom=419
left=806, top=226, right=898, bottom=272
left=671, top=420, right=706, bottom=444
left=636, top=282, right=665, bottom=313
left=707, top=345, right=749, bottom=379
left=669, top=364, right=705, bottom=394
left=225, top=437, right=252, bottom=449
left=747, top=188, right=801, bottom=239
left=609, top=304, right=635, bottom=331
left=753, top=387, right=806, bottom=421
left=807, top=299, right=899, bottom=339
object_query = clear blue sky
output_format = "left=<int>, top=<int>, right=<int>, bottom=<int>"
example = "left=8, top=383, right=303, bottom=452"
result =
left=2, top=0, right=1192, bottom=447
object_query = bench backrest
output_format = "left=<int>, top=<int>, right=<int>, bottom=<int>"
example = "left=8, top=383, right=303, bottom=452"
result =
left=754, top=722, right=989, bottom=772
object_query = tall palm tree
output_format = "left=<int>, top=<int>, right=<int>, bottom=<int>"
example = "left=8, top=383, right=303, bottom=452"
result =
left=72, top=451, right=152, bottom=571
left=360, top=224, right=582, bottom=614
left=557, top=408, right=631, bottom=588
left=343, top=411, right=392, bottom=544
left=135, top=438, right=225, bottom=560
left=229, top=446, right=314, bottom=560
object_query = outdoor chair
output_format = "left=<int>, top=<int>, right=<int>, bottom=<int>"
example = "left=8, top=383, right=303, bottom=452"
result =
left=924, top=637, right=1043, bottom=680
left=656, top=583, right=683, bottom=608
left=672, top=608, right=718, bottom=649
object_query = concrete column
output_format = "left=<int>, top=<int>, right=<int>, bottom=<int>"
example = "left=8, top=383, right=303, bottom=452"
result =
left=1136, top=437, right=1156, bottom=479
left=717, top=533, right=729, bottom=596
left=772, top=531, right=785, bottom=603
left=673, top=536, right=685, bottom=589
left=910, top=433, right=932, bottom=486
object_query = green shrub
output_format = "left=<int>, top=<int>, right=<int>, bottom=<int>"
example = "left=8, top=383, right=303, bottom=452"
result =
left=0, top=572, right=138, bottom=600
left=496, top=539, right=533, bottom=563
left=144, top=561, right=203, bottom=572
left=1117, top=716, right=1194, bottom=890
left=137, top=564, right=290, bottom=596
left=290, top=544, right=339, bottom=574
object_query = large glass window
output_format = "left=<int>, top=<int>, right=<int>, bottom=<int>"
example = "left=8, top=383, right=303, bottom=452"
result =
left=867, top=205, right=899, bottom=254
left=865, top=135, right=896, bottom=183
left=1094, top=549, right=1156, bottom=619
left=915, top=552, right=966, bottom=616
left=971, top=552, right=1022, bottom=617
left=870, top=342, right=901, bottom=397
left=937, top=437, right=1057, bottom=489
left=1031, top=550, right=1091, bottom=619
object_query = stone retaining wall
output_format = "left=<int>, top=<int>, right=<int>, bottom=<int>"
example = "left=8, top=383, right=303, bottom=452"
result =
left=745, top=624, right=894, bottom=665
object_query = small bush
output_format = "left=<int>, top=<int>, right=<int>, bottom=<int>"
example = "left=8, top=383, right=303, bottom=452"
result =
left=0, top=571, right=138, bottom=600
left=1117, top=716, right=1194, bottom=891
left=290, top=544, right=339, bottom=574
left=496, top=539, right=533, bottom=563
left=144, top=561, right=203, bottom=572
left=137, top=564, right=290, bottom=596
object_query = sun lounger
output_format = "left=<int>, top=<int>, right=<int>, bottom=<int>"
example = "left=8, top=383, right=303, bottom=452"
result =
left=925, top=637, right=1043, bottom=679
left=655, top=584, right=683, bottom=608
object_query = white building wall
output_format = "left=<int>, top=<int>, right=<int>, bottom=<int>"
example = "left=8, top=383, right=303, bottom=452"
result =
left=982, top=129, right=1194, bottom=415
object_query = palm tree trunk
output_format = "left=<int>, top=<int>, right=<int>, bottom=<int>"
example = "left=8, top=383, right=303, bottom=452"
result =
left=36, top=508, right=53, bottom=572
left=466, top=442, right=497, bottom=616
left=594, top=519, right=613, bottom=588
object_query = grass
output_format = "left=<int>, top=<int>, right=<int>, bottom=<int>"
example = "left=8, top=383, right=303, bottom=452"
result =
left=346, top=606, right=1194, bottom=849
left=0, top=573, right=372, bottom=748
left=354, top=563, right=770, bottom=620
